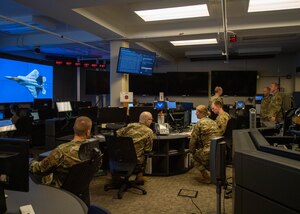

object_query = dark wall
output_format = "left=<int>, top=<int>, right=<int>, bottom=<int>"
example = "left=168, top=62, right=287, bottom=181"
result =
left=53, top=66, right=77, bottom=101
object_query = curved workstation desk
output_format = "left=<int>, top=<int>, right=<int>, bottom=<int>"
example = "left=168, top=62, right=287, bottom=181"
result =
left=145, top=133, right=192, bottom=176
left=5, top=179, right=87, bottom=214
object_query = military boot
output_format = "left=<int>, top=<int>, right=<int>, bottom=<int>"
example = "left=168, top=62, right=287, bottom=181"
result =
left=199, top=169, right=211, bottom=184
left=135, top=172, right=145, bottom=185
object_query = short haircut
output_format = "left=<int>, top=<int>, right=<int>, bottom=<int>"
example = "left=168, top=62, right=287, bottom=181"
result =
left=212, top=100, right=223, bottom=108
left=272, top=82, right=279, bottom=89
left=139, top=111, right=152, bottom=123
left=73, top=116, right=92, bottom=136
left=196, top=105, right=211, bottom=117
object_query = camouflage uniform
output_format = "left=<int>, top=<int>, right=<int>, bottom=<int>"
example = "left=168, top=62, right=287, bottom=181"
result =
left=268, top=91, right=283, bottom=123
left=210, top=95, right=223, bottom=106
left=260, top=95, right=272, bottom=120
left=189, top=117, right=219, bottom=171
left=30, top=140, right=83, bottom=188
left=117, top=123, right=153, bottom=165
left=215, top=111, right=230, bottom=135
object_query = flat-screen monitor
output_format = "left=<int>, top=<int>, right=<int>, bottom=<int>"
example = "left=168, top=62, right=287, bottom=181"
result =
left=56, top=101, right=72, bottom=112
left=211, top=70, right=257, bottom=96
left=0, top=111, right=4, bottom=120
left=33, top=98, right=52, bottom=109
left=116, top=47, right=156, bottom=76
left=78, top=106, right=98, bottom=123
left=166, top=72, right=209, bottom=96
left=0, top=58, right=53, bottom=103
left=128, top=103, right=134, bottom=108
left=154, top=101, right=166, bottom=110
left=129, top=73, right=166, bottom=95
left=85, top=70, right=110, bottom=95
left=0, top=138, right=30, bottom=212
left=167, top=101, right=176, bottom=110
left=128, top=106, right=158, bottom=123
left=98, top=107, right=127, bottom=124
left=0, top=120, right=16, bottom=133
left=255, top=95, right=263, bottom=102
left=235, top=101, right=245, bottom=110
left=191, top=109, right=200, bottom=124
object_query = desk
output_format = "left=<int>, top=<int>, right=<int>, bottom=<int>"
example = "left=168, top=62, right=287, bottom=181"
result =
left=5, top=179, right=87, bottom=214
left=146, top=133, right=191, bottom=176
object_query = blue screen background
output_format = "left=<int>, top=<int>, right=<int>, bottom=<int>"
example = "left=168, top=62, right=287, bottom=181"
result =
left=0, top=58, right=53, bottom=103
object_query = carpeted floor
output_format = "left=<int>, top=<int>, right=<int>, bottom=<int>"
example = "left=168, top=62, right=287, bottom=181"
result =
left=89, top=167, right=233, bottom=214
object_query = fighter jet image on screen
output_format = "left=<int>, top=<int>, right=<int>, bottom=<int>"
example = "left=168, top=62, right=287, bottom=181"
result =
left=5, top=69, right=46, bottom=98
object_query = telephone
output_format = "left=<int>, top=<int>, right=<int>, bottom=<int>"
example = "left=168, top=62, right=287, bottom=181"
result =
left=155, top=123, right=170, bottom=135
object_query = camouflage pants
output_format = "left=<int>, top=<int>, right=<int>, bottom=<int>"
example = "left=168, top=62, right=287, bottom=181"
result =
left=193, top=145, right=210, bottom=172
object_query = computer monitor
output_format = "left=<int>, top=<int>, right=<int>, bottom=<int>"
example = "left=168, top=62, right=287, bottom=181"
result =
left=78, top=106, right=98, bottom=123
left=128, top=103, right=134, bottom=108
left=30, top=111, right=40, bottom=121
left=191, top=109, right=200, bottom=124
left=167, top=101, right=176, bottom=110
left=154, top=101, right=166, bottom=110
left=33, top=98, right=52, bottom=109
left=98, top=107, right=127, bottom=124
left=0, top=138, right=30, bottom=213
left=235, top=101, right=245, bottom=110
left=0, top=120, right=16, bottom=133
left=56, top=101, right=72, bottom=112
left=0, top=111, right=3, bottom=120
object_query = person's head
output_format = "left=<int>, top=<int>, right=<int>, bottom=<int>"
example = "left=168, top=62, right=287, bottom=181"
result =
left=270, top=83, right=279, bottom=93
left=215, top=86, right=223, bottom=96
left=9, top=104, right=19, bottom=115
left=139, top=111, right=153, bottom=127
left=263, top=86, right=271, bottom=97
left=195, top=105, right=211, bottom=119
left=211, top=100, right=223, bottom=115
left=73, top=116, right=92, bottom=139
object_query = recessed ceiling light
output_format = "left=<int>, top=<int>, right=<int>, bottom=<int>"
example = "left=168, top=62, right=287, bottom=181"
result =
left=248, top=0, right=300, bottom=12
left=135, top=4, right=209, bottom=22
left=170, top=38, right=217, bottom=46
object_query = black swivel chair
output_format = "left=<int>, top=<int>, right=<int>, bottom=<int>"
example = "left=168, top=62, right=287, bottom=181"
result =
left=61, top=143, right=102, bottom=205
left=223, top=118, right=237, bottom=164
left=104, top=136, right=147, bottom=199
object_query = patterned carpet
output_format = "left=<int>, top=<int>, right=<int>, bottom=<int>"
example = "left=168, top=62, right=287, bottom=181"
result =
left=89, top=167, right=233, bottom=214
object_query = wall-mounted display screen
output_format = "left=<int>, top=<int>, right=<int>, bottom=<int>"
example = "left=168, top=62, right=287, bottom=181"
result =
left=85, top=70, right=110, bottom=95
left=0, top=58, right=53, bottom=103
left=166, top=72, right=209, bottom=96
left=211, top=71, right=257, bottom=96
left=117, top=47, right=156, bottom=76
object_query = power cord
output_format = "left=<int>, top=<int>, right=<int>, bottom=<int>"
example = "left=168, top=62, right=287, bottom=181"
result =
left=191, top=197, right=203, bottom=214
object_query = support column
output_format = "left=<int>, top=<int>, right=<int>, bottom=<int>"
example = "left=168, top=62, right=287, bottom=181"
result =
left=110, top=41, right=129, bottom=106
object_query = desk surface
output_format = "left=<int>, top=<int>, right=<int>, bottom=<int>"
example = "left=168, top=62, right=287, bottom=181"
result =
left=154, top=132, right=191, bottom=140
left=5, top=179, right=87, bottom=214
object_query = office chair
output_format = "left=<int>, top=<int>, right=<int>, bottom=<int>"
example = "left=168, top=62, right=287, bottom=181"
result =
left=61, top=145, right=102, bottom=205
left=88, top=205, right=111, bottom=214
left=223, top=118, right=237, bottom=164
left=104, top=136, right=147, bottom=199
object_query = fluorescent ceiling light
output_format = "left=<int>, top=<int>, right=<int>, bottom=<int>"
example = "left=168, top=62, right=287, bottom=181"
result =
left=248, top=0, right=300, bottom=12
left=170, top=38, right=217, bottom=46
left=135, top=4, right=209, bottom=22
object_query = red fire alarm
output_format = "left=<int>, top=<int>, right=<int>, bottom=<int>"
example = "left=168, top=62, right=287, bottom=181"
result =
left=229, top=34, right=237, bottom=42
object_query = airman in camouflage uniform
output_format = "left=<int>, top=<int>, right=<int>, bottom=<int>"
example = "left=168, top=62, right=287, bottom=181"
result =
left=268, top=83, right=283, bottom=123
left=211, top=100, right=230, bottom=135
left=189, top=105, right=220, bottom=183
left=260, top=86, right=272, bottom=121
left=116, top=111, right=154, bottom=184
left=30, top=116, right=93, bottom=188
left=209, top=86, right=224, bottom=106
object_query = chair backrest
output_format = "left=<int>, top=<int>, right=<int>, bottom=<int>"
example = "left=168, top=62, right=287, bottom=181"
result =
left=88, top=205, right=111, bottom=214
left=61, top=146, right=102, bottom=205
left=223, top=118, right=237, bottom=139
left=105, top=136, right=137, bottom=177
